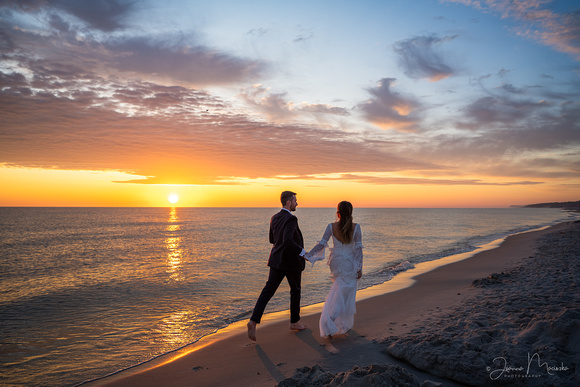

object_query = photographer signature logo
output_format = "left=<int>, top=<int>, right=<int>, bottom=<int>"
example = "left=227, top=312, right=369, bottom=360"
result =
left=487, top=353, right=569, bottom=380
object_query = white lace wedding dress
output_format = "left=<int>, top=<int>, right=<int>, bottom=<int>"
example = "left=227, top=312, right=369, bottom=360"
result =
left=307, top=223, right=363, bottom=337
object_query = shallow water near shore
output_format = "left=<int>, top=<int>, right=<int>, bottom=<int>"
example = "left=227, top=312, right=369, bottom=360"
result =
left=0, top=207, right=576, bottom=386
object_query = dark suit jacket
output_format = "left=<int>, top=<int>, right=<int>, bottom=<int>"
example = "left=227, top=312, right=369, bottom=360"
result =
left=267, top=209, right=305, bottom=271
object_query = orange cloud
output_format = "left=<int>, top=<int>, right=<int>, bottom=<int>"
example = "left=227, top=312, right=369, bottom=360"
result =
left=358, top=78, right=422, bottom=132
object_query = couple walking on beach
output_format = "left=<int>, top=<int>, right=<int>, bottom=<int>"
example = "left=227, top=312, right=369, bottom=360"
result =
left=247, top=191, right=363, bottom=342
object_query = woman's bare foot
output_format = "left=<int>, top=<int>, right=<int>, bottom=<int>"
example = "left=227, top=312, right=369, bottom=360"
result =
left=321, top=334, right=340, bottom=353
left=289, top=322, right=307, bottom=331
left=325, top=339, right=340, bottom=354
left=247, top=320, right=257, bottom=341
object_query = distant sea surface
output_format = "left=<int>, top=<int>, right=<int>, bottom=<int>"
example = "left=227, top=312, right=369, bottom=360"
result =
left=1, top=207, right=576, bottom=386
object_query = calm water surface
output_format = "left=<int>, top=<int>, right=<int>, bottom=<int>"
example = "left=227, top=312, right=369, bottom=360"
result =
left=0, top=207, right=575, bottom=386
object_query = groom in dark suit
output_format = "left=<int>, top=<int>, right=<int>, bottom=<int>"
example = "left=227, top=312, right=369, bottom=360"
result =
left=247, top=191, right=308, bottom=341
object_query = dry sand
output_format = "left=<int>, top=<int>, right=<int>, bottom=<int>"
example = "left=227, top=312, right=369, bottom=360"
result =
left=86, top=221, right=579, bottom=387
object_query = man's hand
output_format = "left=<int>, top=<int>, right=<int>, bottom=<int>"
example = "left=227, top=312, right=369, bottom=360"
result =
left=356, top=270, right=362, bottom=279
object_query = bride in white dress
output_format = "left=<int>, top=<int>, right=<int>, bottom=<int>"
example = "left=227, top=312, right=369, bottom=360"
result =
left=306, top=201, right=363, bottom=337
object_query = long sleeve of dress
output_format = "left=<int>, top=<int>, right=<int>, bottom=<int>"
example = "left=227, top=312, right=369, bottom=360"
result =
left=354, top=224, right=363, bottom=272
left=305, top=223, right=333, bottom=266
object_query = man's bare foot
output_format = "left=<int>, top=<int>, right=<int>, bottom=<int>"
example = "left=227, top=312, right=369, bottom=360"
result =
left=247, top=320, right=257, bottom=341
left=289, top=322, right=307, bottom=331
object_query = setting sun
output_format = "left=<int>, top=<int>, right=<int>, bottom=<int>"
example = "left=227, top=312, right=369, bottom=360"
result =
left=168, top=194, right=179, bottom=204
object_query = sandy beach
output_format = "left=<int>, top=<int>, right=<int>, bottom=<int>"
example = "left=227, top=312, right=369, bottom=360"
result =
left=87, top=221, right=579, bottom=387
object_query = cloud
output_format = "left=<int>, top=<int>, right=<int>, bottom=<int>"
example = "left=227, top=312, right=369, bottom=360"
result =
left=445, top=90, right=580, bottom=151
left=0, top=0, right=137, bottom=31
left=247, top=28, right=269, bottom=37
left=1, top=55, right=577, bottom=188
left=50, top=0, right=137, bottom=31
left=539, top=73, right=554, bottom=80
left=0, top=69, right=434, bottom=185
left=299, top=103, right=349, bottom=116
left=239, top=85, right=294, bottom=120
left=428, top=116, right=580, bottom=161
left=421, top=108, right=579, bottom=182
left=491, top=102, right=580, bottom=152
left=106, top=35, right=267, bottom=86
left=442, top=0, right=580, bottom=60
left=1, top=1, right=578, bottom=191
left=386, top=70, right=580, bottom=183
left=455, top=84, right=580, bottom=157
left=461, top=95, right=545, bottom=127
left=393, top=35, right=460, bottom=81
left=293, top=26, right=314, bottom=43
left=239, top=85, right=350, bottom=121
left=0, top=3, right=268, bottom=87
left=358, top=78, right=422, bottom=131
left=280, top=172, right=542, bottom=186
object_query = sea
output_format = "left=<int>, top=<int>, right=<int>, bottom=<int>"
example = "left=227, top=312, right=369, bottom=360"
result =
left=0, top=207, right=577, bottom=386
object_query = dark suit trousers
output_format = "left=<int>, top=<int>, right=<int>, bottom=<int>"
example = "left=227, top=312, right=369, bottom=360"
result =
left=250, top=267, right=302, bottom=324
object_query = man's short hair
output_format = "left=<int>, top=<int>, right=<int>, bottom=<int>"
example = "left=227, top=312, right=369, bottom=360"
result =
left=280, top=191, right=297, bottom=206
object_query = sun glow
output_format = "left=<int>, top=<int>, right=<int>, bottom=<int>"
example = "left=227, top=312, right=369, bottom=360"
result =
left=0, top=165, right=574, bottom=208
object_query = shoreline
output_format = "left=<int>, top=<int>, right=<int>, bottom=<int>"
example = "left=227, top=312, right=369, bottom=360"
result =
left=85, top=221, right=577, bottom=386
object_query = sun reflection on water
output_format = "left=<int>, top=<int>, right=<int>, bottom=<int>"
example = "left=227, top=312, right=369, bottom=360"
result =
left=156, top=310, right=193, bottom=346
left=165, top=207, right=184, bottom=281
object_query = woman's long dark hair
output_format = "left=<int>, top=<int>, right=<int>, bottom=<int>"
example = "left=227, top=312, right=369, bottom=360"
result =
left=337, top=201, right=354, bottom=244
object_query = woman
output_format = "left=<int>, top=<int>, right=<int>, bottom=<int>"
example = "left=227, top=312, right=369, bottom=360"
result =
left=306, top=201, right=363, bottom=337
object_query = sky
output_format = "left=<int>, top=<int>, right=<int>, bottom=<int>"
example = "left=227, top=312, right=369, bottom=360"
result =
left=0, top=0, right=579, bottom=207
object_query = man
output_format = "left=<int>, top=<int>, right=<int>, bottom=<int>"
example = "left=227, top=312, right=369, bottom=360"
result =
left=247, top=191, right=308, bottom=341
